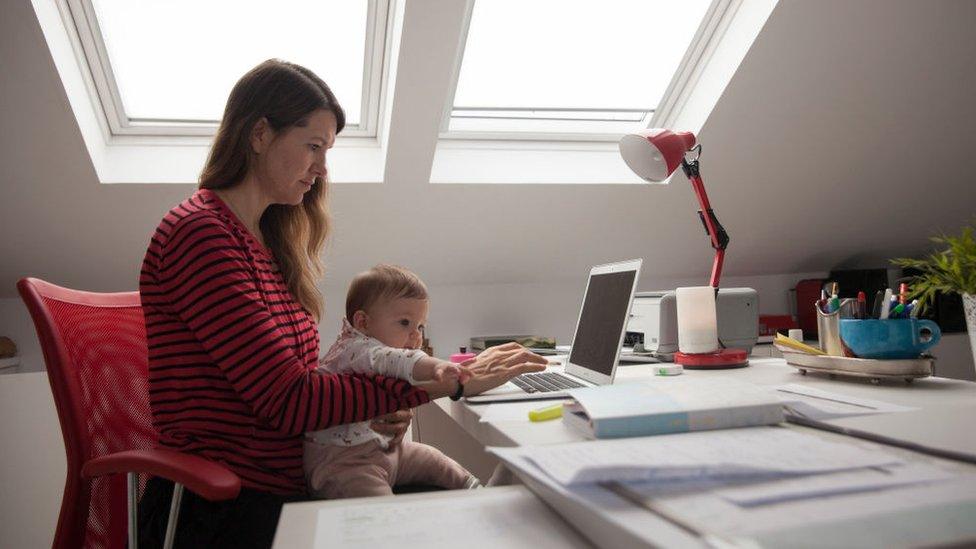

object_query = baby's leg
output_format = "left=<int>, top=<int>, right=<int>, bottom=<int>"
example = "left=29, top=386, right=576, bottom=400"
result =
left=305, top=440, right=396, bottom=499
left=394, top=441, right=479, bottom=489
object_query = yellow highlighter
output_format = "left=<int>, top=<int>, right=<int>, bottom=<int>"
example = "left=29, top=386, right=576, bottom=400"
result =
left=528, top=403, right=564, bottom=422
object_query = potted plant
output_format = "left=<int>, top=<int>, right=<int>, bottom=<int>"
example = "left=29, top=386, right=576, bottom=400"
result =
left=892, top=221, right=976, bottom=367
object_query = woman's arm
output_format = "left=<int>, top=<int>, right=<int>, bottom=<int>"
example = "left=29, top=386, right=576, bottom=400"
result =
left=153, top=213, right=427, bottom=435
left=417, top=343, right=549, bottom=399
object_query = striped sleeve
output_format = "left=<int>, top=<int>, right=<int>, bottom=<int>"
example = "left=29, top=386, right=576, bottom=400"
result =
left=156, top=213, right=428, bottom=435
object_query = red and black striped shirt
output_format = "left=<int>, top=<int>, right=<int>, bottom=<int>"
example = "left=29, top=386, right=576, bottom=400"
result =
left=139, top=189, right=429, bottom=494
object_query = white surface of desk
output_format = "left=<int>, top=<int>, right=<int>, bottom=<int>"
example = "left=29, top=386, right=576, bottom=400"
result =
left=444, top=357, right=976, bottom=456
left=413, top=357, right=976, bottom=548
left=273, top=485, right=592, bottom=549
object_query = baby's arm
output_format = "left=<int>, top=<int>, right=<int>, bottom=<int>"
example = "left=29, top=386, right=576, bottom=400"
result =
left=337, top=336, right=469, bottom=385
left=412, top=356, right=471, bottom=384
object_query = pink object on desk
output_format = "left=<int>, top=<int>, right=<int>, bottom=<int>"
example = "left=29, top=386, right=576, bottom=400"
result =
left=450, top=347, right=476, bottom=363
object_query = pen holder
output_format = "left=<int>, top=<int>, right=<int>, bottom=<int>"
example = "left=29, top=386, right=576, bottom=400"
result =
left=816, top=299, right=855, bottom=357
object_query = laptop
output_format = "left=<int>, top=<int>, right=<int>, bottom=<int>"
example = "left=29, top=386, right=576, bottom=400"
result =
left=466, top=258, right=643, bottom=403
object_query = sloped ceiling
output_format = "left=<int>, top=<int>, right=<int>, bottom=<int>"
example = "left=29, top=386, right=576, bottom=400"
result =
left=1, top=0, right=975, bottom=297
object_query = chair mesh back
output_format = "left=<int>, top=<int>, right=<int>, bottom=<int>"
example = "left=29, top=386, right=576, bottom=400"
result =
left=44, top=296, right=156, bottom=549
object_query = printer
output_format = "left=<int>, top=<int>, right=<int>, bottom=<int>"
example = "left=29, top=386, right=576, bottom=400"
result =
left=626, top=288, right=759, bottom=358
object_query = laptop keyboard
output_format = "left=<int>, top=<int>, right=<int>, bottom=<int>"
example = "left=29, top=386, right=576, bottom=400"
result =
left=511, top=372, right=586, bottom=393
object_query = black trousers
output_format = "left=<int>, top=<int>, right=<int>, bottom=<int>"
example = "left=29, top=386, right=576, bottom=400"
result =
left=137, top=477, right=309, bottom=549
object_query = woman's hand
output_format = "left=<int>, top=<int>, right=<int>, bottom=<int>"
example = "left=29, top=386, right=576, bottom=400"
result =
left=460, top=343, right=548, bottom=396
left=370, top=409, right=413, bottom=445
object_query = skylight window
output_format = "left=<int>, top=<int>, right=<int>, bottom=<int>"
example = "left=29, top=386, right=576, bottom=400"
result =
left=446, top=0, right=713, bottom=139
left=75, top=0, right=385, bottom=136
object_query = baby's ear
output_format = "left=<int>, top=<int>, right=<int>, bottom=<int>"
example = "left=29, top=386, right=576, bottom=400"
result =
left=351, top=310, right=369, bottom=331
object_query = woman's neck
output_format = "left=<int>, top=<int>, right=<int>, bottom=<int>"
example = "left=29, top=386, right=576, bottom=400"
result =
left=212, top=177, right=270, bottom=243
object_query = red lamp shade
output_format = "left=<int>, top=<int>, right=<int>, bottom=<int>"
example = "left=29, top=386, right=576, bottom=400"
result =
left=618, top=129, right=697, bottom=182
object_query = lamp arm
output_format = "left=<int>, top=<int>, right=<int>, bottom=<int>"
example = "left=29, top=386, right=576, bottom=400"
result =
left=681, top=159, right=729, bottom=288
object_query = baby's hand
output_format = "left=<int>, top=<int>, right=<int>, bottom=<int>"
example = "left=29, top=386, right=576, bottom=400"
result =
left=433, top=362, right=462, bottom=383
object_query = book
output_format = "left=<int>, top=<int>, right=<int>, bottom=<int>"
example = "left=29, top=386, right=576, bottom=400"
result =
left=469, top=335, right=556, bottom=351
left=562, top=379, right=784, bottom=439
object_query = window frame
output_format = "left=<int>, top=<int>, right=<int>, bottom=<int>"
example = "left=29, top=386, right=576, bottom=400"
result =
left=63, top=0, right=391, bottom=138
left=438, top=0, right=735, bottom=142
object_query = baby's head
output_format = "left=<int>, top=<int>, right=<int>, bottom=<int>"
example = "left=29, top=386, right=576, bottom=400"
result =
left=346, top=264, right=429, bottom=349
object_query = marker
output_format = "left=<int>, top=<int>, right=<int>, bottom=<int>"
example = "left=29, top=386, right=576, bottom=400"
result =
left=909, top=299, right=921, bottom=318
left=879, top=288, right=893, bottom=319
left=899, top=283, right=909, bottom=305
left=857, top=291, right=866, bottom=319
left=826, top=283, right=839, bottom=313
left=890, top=303, right=905, bottom=317
left=528, top=403, right=563, bottom=422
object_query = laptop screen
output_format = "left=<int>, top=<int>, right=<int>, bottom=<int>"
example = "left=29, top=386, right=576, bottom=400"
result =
left=568, top=269, right=638, bottom=376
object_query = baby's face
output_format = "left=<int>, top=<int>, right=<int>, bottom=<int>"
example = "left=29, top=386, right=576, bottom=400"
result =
left=362, top=297, right=429, bottom=349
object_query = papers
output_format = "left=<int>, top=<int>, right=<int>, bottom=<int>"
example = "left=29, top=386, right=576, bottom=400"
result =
left=312, top=487, right=589, bottom=549
left=492, top=427, right=903, bottom=486
left=490, top=428, right=976, bottom=549
left=774, top=383, right=915, bottom=420
left=715, top=463, right=954, bottom=507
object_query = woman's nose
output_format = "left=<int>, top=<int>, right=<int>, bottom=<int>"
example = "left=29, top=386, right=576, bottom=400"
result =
left=311, top=156, right=327, bottom=177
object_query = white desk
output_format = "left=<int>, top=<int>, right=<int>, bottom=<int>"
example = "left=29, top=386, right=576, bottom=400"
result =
left=426, top=357, right=976, bottom=458
left=259, top=358, right=976, bottom=547
left=273, top=485, right=593, bottom=549
left=404, top=357, right=976, bottom=547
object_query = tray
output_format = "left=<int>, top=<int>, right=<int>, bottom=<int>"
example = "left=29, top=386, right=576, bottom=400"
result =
left=779, top=350, right=933, bottom=384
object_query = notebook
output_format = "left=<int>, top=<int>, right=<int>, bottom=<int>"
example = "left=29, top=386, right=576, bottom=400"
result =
left=561, top=378, right=784, bottom=439
left=466, top=258, right=642, bottom=403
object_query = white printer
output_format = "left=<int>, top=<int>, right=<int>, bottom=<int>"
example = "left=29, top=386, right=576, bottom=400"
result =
left=626, top=288, right=759, bottom=359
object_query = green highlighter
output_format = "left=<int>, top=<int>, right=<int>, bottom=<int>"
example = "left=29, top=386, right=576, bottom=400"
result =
left=528, top=403, right=564, bottom=422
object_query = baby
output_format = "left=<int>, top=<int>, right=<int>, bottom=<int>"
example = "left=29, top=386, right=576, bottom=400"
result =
left=304, top=264, right=480, bottom=498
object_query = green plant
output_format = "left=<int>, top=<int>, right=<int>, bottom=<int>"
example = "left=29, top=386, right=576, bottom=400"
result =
left=891, top=221, right=976, bottom=313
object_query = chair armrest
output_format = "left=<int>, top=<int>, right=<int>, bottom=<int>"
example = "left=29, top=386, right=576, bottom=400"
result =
left=82, top=448, right=241, bottom=501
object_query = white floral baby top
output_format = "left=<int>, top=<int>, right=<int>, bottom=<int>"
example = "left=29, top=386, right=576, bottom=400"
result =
left=305, top=318, right=428, bottom=448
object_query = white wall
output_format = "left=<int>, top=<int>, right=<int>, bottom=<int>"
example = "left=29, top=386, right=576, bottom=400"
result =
left=6, top=268, right=973, bottom=381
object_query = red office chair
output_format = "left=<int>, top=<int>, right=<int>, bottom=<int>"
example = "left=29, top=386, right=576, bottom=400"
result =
left=17, top=278, right=241, bottom=549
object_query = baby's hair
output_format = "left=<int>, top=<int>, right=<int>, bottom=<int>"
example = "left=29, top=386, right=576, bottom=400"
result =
left=345, top=264, right=429, bottom=321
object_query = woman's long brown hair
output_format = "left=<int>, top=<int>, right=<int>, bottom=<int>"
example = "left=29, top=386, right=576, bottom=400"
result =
left=199, top=59, right=345, bottom=321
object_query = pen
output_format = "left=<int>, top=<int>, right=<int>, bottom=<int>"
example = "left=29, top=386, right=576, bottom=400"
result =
left=890, top=303, right=905, bottom=318
left=871, top=290, right=884, bottom=318
left=899, top=283, right=909, bottom=305
left=879, top=288, right=893, bottom=319
left=856, top=291, right=866, bottom=319
left=909, top=299, right=920, bottom=318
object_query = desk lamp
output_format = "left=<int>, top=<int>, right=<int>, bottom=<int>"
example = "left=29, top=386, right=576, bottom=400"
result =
left=619, top=129, right=747, bottom=368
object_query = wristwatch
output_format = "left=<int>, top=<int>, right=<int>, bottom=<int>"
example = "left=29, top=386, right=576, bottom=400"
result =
left=449, top=380, right=465, bottom=401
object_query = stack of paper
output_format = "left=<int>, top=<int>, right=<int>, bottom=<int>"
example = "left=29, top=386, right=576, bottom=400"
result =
left=493, top=427, right=902, bottom=486
left=774, top=383, right=915, bottom=420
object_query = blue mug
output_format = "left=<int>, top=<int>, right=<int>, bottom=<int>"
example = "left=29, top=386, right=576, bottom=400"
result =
left=839, top=318, right=941, bottom=360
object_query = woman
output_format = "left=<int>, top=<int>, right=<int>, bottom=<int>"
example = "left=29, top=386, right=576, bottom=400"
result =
left=137, top=59, right=546, bottom=548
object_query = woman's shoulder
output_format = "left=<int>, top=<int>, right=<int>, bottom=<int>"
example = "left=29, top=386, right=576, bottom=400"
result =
left=153, top=189, right=240, bottom=246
